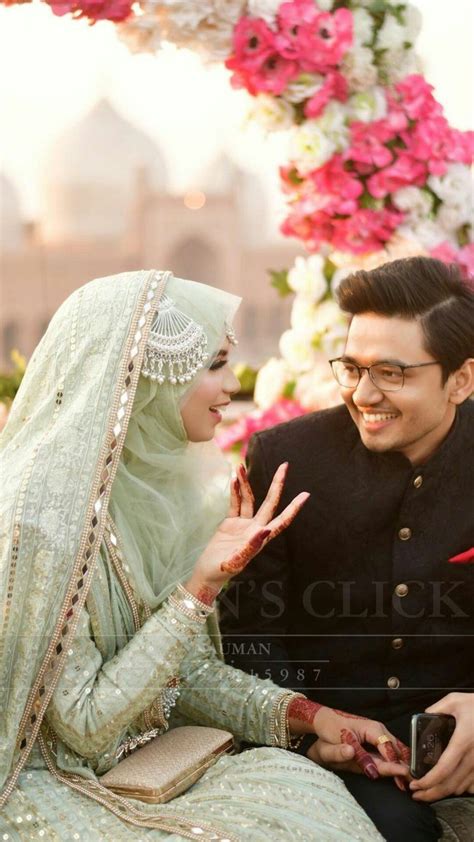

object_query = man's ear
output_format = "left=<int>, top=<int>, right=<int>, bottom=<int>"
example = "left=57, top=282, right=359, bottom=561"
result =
left=447, top=358, right=474, bottom=405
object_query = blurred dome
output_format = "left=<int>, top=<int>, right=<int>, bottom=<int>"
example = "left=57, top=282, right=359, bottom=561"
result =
left=197, top=153, right=268, bottom=247
left=40, top=99, right=167, bottom=242
left=0, top=173, right=23, bottom=251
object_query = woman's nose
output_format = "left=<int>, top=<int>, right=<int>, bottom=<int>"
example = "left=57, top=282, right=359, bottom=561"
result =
left=225, top=368, right=241, bottom=396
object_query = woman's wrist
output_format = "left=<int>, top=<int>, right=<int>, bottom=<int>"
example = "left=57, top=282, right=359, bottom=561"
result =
left=288, top=697, right=324, bottom=736
left=168, top=583, right=216, bottom=624
left=183, top=576, right=221, bottom=607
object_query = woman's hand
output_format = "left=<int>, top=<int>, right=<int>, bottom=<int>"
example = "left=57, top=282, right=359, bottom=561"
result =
left=289, top=699, right=410, bottom=788
left=185, top=463, right=309, bottom=605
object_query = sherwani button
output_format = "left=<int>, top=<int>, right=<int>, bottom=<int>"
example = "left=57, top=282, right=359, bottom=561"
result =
left=395, top=583, right=409, bottom=598
left=392, top=638, right=404, bottom=650
left=387, top=676, right=400, bottom=689
left=413, top=475, right=423, bottom=489
left=398, top=527, right=412, bottom=540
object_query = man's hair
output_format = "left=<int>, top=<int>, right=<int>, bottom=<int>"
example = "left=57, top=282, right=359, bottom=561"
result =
left=336, top=256, right=474, bottom=382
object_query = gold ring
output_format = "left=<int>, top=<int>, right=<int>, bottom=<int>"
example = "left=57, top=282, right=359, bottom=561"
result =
left=376, top=735, right=392, bottom=746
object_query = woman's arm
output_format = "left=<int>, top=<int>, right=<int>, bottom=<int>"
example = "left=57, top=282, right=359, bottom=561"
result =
left=46, top=597, right=206, bottom=762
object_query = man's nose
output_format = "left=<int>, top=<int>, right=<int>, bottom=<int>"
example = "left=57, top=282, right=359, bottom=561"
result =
left=352, top=369, right=384, bottom=405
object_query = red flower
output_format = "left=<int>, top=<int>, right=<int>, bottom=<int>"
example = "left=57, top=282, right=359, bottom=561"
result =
left=304, top=71, right=348, bottom=119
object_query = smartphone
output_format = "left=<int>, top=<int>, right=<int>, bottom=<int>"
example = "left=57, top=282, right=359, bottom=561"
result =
left=410, top=713, right=456, bottom=779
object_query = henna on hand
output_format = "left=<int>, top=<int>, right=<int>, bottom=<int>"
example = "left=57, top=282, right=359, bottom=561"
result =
left=396, top=738, right=411, bottom=766
left=196, top=585, right=220, bottom=606
left=288, top=697, right=322, bottom=725
left=238, top=464, right=255, bottom=505
left=341, top=730, right=379, bottom=780
left=228, top=477, right=242, bottom=517
left=220, top=528, right=271, bottom=574
left=269, top=493, right=310, bottom=539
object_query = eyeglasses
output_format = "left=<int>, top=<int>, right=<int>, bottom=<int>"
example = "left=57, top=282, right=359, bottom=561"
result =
left=329, top=358, right=441, bottom=392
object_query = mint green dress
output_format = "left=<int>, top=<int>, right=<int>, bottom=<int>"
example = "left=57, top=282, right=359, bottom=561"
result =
left=0, top=270, right=382, bottom=841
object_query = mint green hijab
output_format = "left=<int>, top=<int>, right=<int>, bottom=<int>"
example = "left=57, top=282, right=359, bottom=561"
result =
left=110, top=272, right=241, bottom=607
left=0, top=269, right=240, bottom=804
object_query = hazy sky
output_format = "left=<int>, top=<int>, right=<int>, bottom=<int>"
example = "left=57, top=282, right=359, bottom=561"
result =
left=0, top=0, right=472, bottom=221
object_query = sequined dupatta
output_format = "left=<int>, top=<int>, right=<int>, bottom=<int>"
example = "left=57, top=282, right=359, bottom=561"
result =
left=0, top=270, right=168, bottom=803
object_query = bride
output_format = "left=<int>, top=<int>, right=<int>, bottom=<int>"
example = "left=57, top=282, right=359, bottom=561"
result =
left=0, top=269, right=407, bottom=840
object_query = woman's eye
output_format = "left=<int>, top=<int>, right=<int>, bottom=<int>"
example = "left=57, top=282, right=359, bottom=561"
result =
left=209, top=360, right=226, bottom=371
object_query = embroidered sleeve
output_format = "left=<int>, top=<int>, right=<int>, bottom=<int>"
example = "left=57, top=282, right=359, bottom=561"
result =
left=46, top=599, right=206, bottom=762
left=173, top=626, right=299, bottom=748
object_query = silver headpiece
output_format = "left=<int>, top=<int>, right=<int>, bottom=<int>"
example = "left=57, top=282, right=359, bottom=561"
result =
left=142, top=293, right=209, bottom=385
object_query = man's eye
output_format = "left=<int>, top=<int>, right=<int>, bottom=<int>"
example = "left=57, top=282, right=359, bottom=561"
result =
left=380, top=368, right=399, bottom=378
left=342, top=363, right=357, bottom=373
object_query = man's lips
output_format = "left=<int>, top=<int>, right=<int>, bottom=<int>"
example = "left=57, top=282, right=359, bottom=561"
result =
left=356, top=409, right=399, bottom=429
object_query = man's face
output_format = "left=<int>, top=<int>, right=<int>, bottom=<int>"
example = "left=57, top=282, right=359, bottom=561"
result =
left=340, top=313, right=456, bottom=465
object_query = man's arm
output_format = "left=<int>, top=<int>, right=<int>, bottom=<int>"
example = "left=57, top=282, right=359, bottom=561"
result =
left=219, top=433, right=299, bottom=689
left=410, top=693, right=474, bottom=801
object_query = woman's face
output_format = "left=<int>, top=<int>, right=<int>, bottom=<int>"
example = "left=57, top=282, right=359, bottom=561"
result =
left=180, top=338, right=240, bottom=442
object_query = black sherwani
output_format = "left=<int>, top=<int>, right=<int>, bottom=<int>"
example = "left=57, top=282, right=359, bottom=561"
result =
left=219, top=400, right=474, bottom=842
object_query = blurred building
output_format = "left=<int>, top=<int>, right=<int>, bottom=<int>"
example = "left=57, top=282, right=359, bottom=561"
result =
left=0, top=99, right=298, bottom=370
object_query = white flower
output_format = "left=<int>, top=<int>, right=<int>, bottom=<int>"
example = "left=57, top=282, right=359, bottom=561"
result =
left=399, top=220, right=456, bottom=250
left=437, top=204, right=471, bottom=232
left=247, top=0, right=281, bottom=26
left=321, top=321, right=348, bottom=358
left=311, top=299, right=345, bottom=335
left=290, top=296, right=320, bottom=333
left=376, top=15, right=406, bottom=52
left=404, top=4, right=422, bottom=43
left=352, top=8, right=374, bottom=47
left=287, top=255, right=327, bottom=301
left=294, top=357, right=342, bottom=411
left=279, top=329, right=318, bottom=372
left=291, top=122, right=336, bottom=174
left=392, top=187, right=434, bottom=221
left=428, top=164, right=473, bottom=207
left=347, top=87, right=387, bottom=123
left=342, top=47, right=377, bottom=92
left=317, top=101, right=350, bottom=151
left=290, top=297, right=344, bottom=339
left=314, top=0, right=334, bottom=9
left=378, top=46, right=419, bottom=84
left=284, top=73, right=324, bottom=105
left=249, top=95, right=296, bottom=131
left=254, top=357, right=292, bottom=409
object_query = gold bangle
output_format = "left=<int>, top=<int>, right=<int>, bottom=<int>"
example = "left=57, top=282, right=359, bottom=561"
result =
left=270, top=692, right=303, bottom=749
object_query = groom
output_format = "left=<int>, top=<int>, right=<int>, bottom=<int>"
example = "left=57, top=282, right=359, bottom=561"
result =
left=220, top=256, right=474, bottom=842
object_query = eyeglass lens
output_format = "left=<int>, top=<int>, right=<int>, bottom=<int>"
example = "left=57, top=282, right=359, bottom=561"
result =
left=333, top=360, right=404, bottom=391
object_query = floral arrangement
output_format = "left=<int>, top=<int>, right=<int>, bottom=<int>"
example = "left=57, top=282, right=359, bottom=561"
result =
left=2, top=0, right=472, bottom=453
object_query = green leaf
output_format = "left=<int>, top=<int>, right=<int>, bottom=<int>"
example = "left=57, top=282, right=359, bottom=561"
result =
left=323, top=258, right=337, bottom=284
left=269, top=268, right=292, bottom=298
left=457, top=225, right=471, bottom=248
left=282, top=380, right=296, bottom=399
left=233, top=362, right=258, bottom=396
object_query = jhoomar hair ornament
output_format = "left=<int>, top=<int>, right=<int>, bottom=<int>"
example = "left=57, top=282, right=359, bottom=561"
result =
left=141, top=294, right=209, bottom=385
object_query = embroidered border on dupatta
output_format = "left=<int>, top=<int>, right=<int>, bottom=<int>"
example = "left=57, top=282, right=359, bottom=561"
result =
left=0, top=269, right=165, bottom=805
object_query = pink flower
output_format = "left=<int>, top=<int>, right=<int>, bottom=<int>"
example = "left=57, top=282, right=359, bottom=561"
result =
left=396, top=75, right=442, bottom=121
left=228, top=16, right=275, bottom=68
left=276, top=3, right=353, bottom=72
left=46, top=0, right=132, bottom=20
left=304, top=71, right=348, bottom=119
left=216, top=399, right=306, bottom=456
left=226, top=17, right=298, bottom=95
left=403, top=115, right=452, bottom=175
left=446, top=129, right=474, bottom=165
left=309, top=155, right=363, bottom=214
left=346, top=121, right=394, bottom=170
left=367, top=152, right=426, bottom=199
left=331, top=208, right=403, bottom=254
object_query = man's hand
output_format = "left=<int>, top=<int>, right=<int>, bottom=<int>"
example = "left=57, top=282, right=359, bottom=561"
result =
left=410, top=693, right=474, bottom=802
left=308, top=739, right=410, bottom=792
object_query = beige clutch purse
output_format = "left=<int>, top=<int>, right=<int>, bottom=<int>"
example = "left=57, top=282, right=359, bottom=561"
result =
left=101, top=726, right=234, bottom=803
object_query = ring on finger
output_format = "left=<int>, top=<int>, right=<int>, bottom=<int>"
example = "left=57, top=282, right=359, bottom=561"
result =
left=376, top=735, right=392, bottom=746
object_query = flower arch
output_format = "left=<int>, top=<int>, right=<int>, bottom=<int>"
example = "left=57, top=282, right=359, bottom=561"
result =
left=4, top=0, right=473, bottom=449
